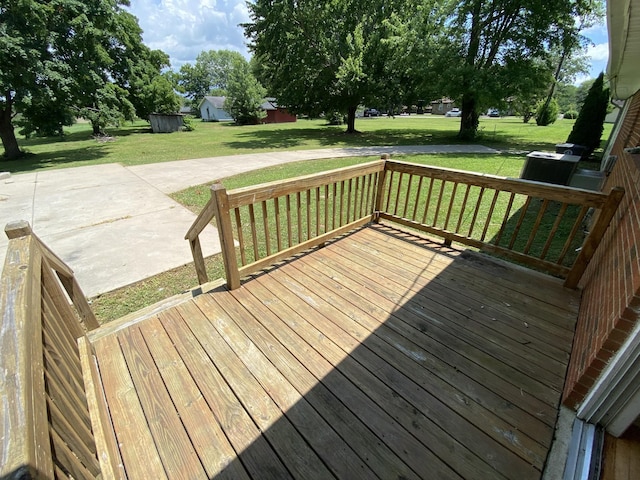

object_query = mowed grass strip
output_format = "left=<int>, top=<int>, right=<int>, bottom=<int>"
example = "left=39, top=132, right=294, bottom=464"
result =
left=4, top=115, right=608, bottom=174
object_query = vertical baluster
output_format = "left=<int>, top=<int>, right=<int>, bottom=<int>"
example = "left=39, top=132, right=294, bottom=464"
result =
left=384, top=171, right=395, bottom=212
left=357, top=176, right=365, bottom=218
left=286, top=194, right=293, bottom=248
left=494, top=192, right=516, bottom=246
left=540, top=203, right=568, bottom=260
left=412, top=176, right=424, bottom=221
left=315, top=187, right=321, bottom=237
left=557, top=205, right=589, bottom=264
left=274, top=197, right=282, bottom=252
left=393, top=172, right=404, bottom=216
left=248, top=204, right=259, bottom=261
left=432, top=180, right=447, bottom=227
left=455, top=185, right=471, bottom=233
left=508, top=196, right=532, bottom=249
left=234, top=208, right=246, bottom=266
left=306, top=189, right=311, bottom=241
left=480, top=190, right=500, bottom=241
left=467, top=187, right=486, bottom=237
left=402, top=174, right=414, bottom=218
left=523, top=199, right=550, bottom=255
left=332, top=183, right=338, bottom=230
left=421, top=177, right=435, bottom=224
left=324, top=184, right=329, bottom=234
left=443, top=182, right=459, bottom=230
left=262, top=201, right=271, bottom=256
left=346, top=178, right=353, bottom=223
left=297, top=191, right=302, bottom=243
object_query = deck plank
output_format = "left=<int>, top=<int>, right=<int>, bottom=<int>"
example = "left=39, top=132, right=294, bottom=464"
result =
left=194, top=293, right=380, bottom=480
left=277, top=259, right=551, bottom=464
left=92, top=335, right=168, bottom=480
left=137, top=316, right=251, bottom=480
left=224, top=286, right=423, bottom=480
left=177, top=299, right=336, bottom=480
left=118, top=326, right=208, bottom=480
left=158, top=307, right=293, bottom=480
left=263, top=266, right=543, bottom=477
left=91, top=225, right=577, bottom=480
left=292, top=251, right=557, bottom=431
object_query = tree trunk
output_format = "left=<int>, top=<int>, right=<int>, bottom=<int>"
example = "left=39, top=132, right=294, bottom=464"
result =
left=0, top=94, right=22, bottom=160
left=458, top=93, right=480, bottom=140
left=458, top=0, right=482, bottom=141
left=345, top=105, right=357, bottom=134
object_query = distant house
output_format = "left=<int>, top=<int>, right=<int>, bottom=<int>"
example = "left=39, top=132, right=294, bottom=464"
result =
left=261, top=98, right=297, bottom=124
left=198, top=96, right=233, bottom=122
left=430, top=98, right=456, bottom=115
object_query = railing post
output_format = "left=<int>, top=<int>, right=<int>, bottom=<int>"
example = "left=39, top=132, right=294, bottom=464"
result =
left=564, top=186, right=625, bottom=289
left=211, top=183, right=241, bottom=290
left=1, top=221, right=54, bottom=478
left=374, top=155, right=390, bottom=222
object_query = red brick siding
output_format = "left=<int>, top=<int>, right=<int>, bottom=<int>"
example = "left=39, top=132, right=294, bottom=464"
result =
left=563, top=91, right=640, bottom=408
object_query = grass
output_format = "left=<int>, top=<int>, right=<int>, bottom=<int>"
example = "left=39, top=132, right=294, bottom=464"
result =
left=2, top=115, right=607, bottom=174
left=14, top=115, right=609, bottom=323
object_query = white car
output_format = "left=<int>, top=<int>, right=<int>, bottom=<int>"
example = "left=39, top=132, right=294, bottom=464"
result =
left=445, top=108, right=462, bottom=117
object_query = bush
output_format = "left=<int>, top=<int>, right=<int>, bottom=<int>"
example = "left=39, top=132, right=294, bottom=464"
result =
left=535, top=99, right=559, bottom=126
left=566, top=72, right=610, bottom=157
left=563, top=110, right=578, bottom=120
left=182, top=116, right=195, bottom=132
left=325, top=111, right=344, bottom=125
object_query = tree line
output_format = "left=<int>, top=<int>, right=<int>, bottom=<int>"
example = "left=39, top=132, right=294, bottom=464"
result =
left=2, top=0, right=605, bottom=161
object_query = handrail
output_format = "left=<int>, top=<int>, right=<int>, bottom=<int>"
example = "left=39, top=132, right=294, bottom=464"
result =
left=186, top=158, right=623, bottom=290
left=378, top=161, right=624, bottom=288
left=0, top=221, right=103, bottom=479
left=187, top=160, right=385, bottom=289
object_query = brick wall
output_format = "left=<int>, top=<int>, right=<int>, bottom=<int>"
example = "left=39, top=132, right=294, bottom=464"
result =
left=563, top=91, right=640, bottom=408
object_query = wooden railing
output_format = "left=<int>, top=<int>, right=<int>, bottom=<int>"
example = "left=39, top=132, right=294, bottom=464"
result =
left=186, top=160, right=385, bottom=289
left=0, top=221, right=122, bottom=479
left=187, top=158, right=624, bottom=290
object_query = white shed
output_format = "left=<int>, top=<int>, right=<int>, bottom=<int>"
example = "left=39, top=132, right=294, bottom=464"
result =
left=198, top=96, right=233, bottom=122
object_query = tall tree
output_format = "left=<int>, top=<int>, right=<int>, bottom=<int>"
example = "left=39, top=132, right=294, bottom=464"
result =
left=433, top=0, right=603, bottom=139
left=566, top=72, right=610, bottom=157
left=224, top=57, right=267, bottom=125
left=245, top=0, right=409, bottom=133
left=178, top=50, right=246, bottom=105
left=1, top=0, right=178, bottom=159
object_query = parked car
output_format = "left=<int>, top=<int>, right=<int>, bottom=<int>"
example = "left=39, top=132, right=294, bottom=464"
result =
left=488, top=109, right=500, bottom=117
left=363, top=108, right=380, bottom=117
left=445, top=108, right=461, bottom=117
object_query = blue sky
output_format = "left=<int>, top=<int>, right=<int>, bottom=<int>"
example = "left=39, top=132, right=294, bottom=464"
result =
left=127, top=0, right=609, bottom=86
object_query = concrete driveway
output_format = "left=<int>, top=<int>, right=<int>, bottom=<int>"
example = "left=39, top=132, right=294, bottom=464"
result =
left=1, top=145, right=498, bottom=297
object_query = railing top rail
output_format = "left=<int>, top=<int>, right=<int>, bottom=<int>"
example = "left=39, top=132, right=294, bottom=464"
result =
left=384, top=160, right=611, bottom=208
left=226, top=160, right=385, bottom=208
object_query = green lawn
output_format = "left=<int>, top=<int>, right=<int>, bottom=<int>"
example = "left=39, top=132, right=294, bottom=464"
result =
left=2, top=115, right=608, bottom=174
left=13, top=114, right=609, bottom=322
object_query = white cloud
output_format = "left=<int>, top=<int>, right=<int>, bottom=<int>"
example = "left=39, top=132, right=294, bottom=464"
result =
left=587, top=42, right=610, bottom=61
left=126, top=0, right=251, bottom=69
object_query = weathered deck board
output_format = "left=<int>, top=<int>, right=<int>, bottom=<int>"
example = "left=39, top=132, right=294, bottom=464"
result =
left=91, top=225, right=578, bottom=480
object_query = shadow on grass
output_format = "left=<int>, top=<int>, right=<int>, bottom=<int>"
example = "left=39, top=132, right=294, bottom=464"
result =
left=2, top=145, right=111, bottom=174
left=221, top=125, right=461, bottom=151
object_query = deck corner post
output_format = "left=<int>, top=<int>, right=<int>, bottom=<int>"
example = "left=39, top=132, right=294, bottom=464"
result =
left=374, top=161, right=389, bottom=223
left=564, top=186, right=625, bottom=289
left=5, top=220, right=32, bottom=239
left=211, top=183, right=241, bottom=290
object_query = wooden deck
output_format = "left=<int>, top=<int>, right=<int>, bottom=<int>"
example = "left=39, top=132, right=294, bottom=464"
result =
left=87, top=224, right=579, bottom=480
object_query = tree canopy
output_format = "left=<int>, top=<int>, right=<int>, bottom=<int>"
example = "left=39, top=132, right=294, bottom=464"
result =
left=1, top=0, right=179, bottom=159
left=178, top=50, right=246, bottom=106
left=244, top=0, right=603, bottom=137
left=245, top=0, right=418, bottom=133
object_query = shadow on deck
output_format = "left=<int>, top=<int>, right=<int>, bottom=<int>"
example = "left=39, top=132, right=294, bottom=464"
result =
left=88, top=224, right=579, bottom=480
